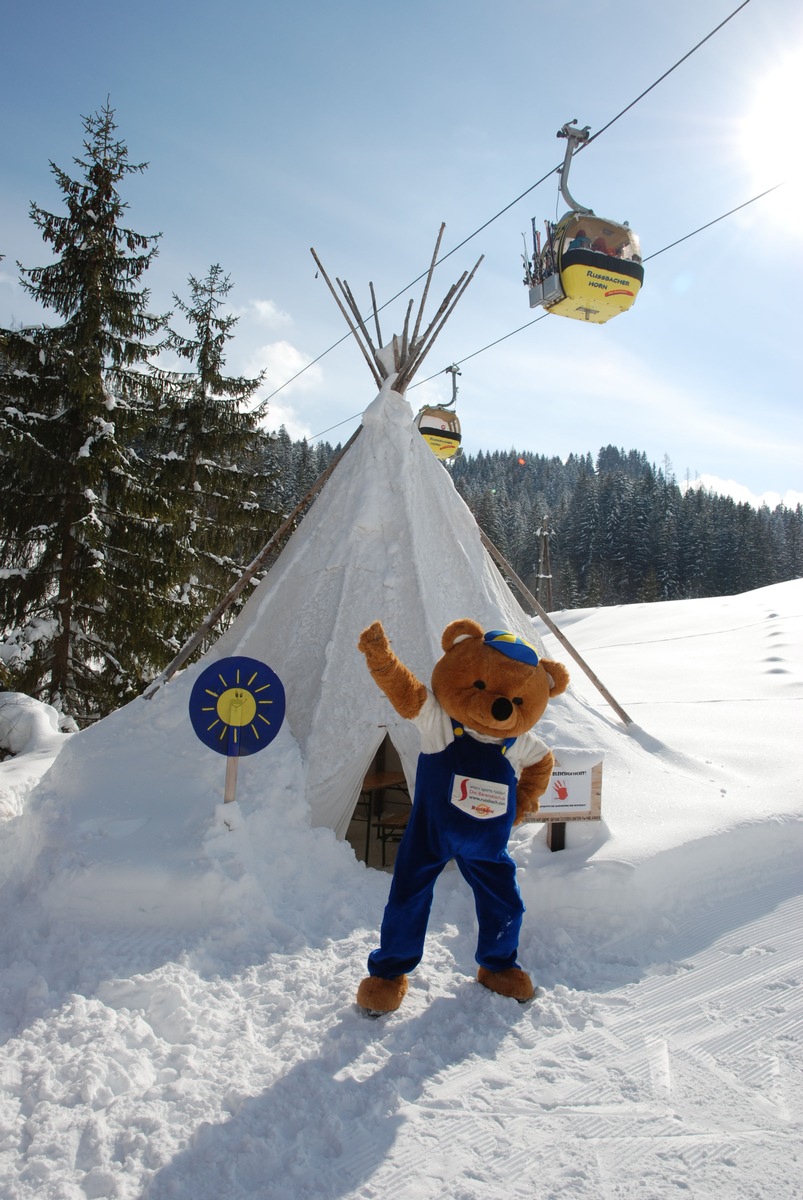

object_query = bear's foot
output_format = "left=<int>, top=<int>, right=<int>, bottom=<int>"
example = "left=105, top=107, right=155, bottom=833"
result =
left=477, top=966, right=535, bottom=1003
left=356, top=974, right=408, bottom=1014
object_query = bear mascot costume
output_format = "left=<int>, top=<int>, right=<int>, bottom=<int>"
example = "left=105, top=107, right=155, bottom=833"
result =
left=356, top=618, right=570, bottom=1014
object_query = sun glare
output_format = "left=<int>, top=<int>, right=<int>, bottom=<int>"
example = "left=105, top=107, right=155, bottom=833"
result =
left=738, top=46, right=803, bottom=194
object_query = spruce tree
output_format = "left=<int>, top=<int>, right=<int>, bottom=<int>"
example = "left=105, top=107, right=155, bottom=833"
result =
left=263, top=427, right=296, bottom=513
left=0, top=103, right=173, bottom=720
left=150, top=264, right=274, bottom=643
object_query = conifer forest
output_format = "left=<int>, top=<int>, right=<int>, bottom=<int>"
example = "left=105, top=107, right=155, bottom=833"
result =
left=1, top=106, right=801, bottom=724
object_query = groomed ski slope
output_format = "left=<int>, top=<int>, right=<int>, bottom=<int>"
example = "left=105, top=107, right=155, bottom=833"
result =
left=0, top=580, right=801, bottom=1199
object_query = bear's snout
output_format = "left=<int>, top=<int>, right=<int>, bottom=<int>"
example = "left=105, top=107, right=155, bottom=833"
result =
left=491, top=696, right=513, bottom=722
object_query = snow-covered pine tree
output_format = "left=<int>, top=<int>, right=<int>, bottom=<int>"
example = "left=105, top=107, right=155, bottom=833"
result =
left=0, top=104, right=175, bottom=721
left=149, top=264, right=275, bottom=645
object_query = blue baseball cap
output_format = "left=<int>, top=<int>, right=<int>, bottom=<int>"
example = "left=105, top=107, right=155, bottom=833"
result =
left=483, top=630, right=540, bottom=667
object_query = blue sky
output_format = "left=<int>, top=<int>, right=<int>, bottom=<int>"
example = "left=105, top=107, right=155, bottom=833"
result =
left=2, top=0, right=802, bottom=503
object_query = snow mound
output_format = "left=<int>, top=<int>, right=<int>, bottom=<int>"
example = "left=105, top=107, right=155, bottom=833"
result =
left=0, top=693, right=72, bottom=820
left=0, top=692, right=68, bottom=757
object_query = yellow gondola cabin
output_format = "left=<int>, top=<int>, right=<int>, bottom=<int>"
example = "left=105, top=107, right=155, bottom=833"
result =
left=528, top=213, right=644, bottom=324
left=524, top=120, right=644, bottom=324
left=414, top=406, right=462, bottom=460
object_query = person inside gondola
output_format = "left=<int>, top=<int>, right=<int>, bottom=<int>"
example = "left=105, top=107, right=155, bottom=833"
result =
left=591, top=237, right=609, bottom=254
left=568, top=229, right=591, bottom=251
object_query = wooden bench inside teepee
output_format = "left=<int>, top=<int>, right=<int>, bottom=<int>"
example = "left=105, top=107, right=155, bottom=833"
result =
left=347, top=734, right=411, bottom=869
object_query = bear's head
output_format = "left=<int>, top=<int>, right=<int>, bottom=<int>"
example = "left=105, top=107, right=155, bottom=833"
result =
left=430, top=619, right=569, bottom=740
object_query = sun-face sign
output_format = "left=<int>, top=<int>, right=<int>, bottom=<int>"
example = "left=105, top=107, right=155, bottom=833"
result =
left=189, top=656, right=286, bottom=756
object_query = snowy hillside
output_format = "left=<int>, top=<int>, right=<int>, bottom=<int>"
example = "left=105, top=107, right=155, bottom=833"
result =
left=0, top=578, right=801, bottom=1199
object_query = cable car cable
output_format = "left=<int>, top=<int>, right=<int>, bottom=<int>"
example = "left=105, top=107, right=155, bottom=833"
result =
left=642, top=182, right=782, bottom=262
left=265, top=0, right=754, bottom=407
left=306, top=179, right=781, bottom=442
left=408, top=181, right=784, bottom=388
left=581, top=0, right=752, bottom=152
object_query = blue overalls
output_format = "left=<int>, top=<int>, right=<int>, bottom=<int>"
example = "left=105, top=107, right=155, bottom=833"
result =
left=367, top=722, right=524, bottom=980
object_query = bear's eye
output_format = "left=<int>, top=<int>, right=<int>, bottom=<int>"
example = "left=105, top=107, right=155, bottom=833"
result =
left=513, top=697, right=523, bottom=706
left=473, top=679, right=486, bottom=690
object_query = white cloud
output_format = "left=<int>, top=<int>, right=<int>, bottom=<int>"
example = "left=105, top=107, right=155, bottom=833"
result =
left=247, top=340, right=324, bottom=396
left=243, top=340, right=327, bottom=439
left=406, top=376, right=453, bottom=413
left=245, top=299, right=293, bottom=329
left=683, top=475, right=803, bottom=511
left=261, top=397, right=312, bottom=441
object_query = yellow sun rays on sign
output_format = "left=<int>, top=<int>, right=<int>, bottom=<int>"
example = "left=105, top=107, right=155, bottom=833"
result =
left=189, top=658, right=285, bottom=757
left=202, top=668, right=275, bottom=746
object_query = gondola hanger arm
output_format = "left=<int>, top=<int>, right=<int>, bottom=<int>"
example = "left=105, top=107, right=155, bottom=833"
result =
left=557, top=120, right=594, bottom=216
left=443, top=363, right=461, bottom=409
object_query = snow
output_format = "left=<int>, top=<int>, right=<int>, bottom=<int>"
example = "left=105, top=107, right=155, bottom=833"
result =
left=0, top=694, right=71, bottom=820
left=1, top=395, right=802, bottom=1197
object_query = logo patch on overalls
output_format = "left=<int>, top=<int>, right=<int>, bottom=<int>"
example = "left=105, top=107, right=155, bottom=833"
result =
left=450, top=775, right=509, bottom=819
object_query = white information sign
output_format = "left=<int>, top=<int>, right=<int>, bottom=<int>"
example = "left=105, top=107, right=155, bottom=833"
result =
left=529, top=749, right=604, bottom=823
left=539, top=767, right=594, bottom=816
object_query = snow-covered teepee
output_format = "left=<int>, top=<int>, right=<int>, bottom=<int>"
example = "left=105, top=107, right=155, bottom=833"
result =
left=205, top=235, right=562, bottom=837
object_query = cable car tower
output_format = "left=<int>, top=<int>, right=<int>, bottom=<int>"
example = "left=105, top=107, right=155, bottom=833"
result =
left=523, top=121, right=644, bottom=324
left=415, top=363, right=462, bottom=460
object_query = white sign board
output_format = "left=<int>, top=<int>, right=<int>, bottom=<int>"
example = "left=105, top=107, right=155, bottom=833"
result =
left=529, top=749, right=603, bottom=823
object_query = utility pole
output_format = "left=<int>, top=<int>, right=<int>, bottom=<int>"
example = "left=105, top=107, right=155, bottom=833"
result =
left=536, top=514, right=553, bottom=612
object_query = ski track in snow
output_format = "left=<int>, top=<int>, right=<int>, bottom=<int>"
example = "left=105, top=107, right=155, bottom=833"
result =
left=0, top=870, right=800, bottom=1200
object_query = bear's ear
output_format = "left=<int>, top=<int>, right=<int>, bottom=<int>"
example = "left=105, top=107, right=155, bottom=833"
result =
left=441, top=618, right=484, bottom=652
left=541, top=659, right=570, bottom=697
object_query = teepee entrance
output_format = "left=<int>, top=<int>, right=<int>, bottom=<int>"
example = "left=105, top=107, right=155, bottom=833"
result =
left=346, top=733, right=412, bottom=869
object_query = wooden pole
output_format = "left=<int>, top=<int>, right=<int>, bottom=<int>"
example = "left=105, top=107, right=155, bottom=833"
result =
left=338, top=277, right=386, bottom=376
left=144, top=426, right=363, bottom=697
left=396, top=255, right=484, bottom=391
left=310, top=248, right=382, bottom=387
left=223, top=753, right=239, bottom=804
left=546, top=821, right=566, bottom=851
left=410, top=222, right=446, bottom=351
left=400, top=297, right=414, bottom=364
left=313, top=226, right=481, bottom=396
left=401, top=274, right=465, bottom=375
left=369, top=281, right=383, bottom=350
left=478, top=529, right=634, bottom=727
